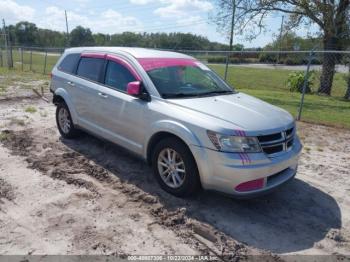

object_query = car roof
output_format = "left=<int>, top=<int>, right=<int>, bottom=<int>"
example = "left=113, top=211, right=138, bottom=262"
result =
left=65, top=47, right=194, bottom=60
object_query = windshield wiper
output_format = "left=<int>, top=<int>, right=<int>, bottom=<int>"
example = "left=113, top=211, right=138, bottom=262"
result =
left=162, top=90, right=234, bottom=99
left=162, top=93, right=201, bottom=98
left=197, top=90, right=234, bottom=96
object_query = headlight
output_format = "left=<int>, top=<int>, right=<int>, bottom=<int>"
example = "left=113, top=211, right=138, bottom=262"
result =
left=207, top=130, right=261, bottom=153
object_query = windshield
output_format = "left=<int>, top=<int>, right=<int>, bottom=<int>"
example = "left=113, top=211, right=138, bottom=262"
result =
left=140, top=59, right=235, bottom=99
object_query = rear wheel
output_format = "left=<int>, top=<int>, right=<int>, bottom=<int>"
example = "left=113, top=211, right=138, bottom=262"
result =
left=152, top=137, right=200, bottom=197
left=56, top=102, right=80, bottom=139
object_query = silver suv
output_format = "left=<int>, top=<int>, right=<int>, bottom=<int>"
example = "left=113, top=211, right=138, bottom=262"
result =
left=50, top=47, right=302, bottom=198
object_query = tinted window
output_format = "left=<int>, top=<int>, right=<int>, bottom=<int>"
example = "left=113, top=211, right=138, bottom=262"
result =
left=77, top=57, right=104, bottom=82
left=58, top=53, right=80, bottom=73
left=105, top=60, right=136, bottom=91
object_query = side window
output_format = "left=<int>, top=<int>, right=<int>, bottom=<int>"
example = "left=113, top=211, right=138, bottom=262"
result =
left=58, top=53, right=80, bottom=73
left=76, top=57, right=104, bottom=82
left=105, top=60, right=136, bottom=91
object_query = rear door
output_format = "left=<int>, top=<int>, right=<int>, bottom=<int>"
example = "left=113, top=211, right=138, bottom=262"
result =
left=72, top=53, right=106, bottom=129
left=53, top=52, right=80, bottom=105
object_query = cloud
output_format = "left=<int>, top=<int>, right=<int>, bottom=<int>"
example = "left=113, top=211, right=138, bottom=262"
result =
left=154, top=0, right=213, bottom=18
left=129, top=0, right=154, bottom=4
left=0, top=0, right=35, bottom=23
left=129, top=0, right=213, bottom=18
left=0, top=0, right=143, bottom=34
left=36, top=6, right=143, bottom=34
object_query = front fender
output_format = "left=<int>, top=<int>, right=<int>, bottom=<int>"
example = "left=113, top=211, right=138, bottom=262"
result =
left=143, top=119, right=203, bottom=159
left=54, top=88, right=79, bottom=125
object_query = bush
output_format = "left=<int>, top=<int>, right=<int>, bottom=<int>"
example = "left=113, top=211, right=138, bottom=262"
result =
left=287, top=71, right=314, bottom=93
left=259, top=53, right=277, bottom=63
left=207, top=56, right=259, bottom=64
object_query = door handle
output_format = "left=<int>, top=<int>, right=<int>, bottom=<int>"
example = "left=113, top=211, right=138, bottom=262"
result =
left=67, top=81, right=75, bottom=87
left=98, top=92, right=108, bottom=98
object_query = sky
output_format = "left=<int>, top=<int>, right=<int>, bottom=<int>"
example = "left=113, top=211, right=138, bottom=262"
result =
left=0, top=0, right=317, bottom=48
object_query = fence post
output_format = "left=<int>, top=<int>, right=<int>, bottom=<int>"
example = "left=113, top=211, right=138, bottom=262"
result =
left=43, top=50, right=47, bottom=75
left=224, top=52, right=229, bottom=81
left=20, top=48, right=24, bottom=71
left=0, top=48, right=3, bottom=67
left=297, top=50, right=315, bottom=121
left=345, top=62, right=350, bottom=100
left=29, top=50, right=32, bottom=71
left=9, top=45, right=13, bottom=68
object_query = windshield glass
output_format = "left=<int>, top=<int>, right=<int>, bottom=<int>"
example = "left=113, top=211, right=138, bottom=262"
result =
left=139, top=58, right=235, bottom=98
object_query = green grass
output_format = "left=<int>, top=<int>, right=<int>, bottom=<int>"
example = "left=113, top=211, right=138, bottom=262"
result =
left=0, top=131, right=9, bottom=141
left=210, top=65, right=350, bottom=128
left=0, top=67, right=49, bottom=97
left=25, top=106, right=37, bottom=113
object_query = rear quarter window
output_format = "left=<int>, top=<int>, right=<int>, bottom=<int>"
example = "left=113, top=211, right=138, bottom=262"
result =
left=76, top=57, right=105, bottom=82
left=58, top=53, right=80, bottom=74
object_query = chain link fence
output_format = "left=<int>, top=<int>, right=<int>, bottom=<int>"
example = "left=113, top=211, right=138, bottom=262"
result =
left=0, top=46, right=64, bottom=74
left=179, top=49, right=350, bottom=97
left=0, top=46, right=349, bottom=127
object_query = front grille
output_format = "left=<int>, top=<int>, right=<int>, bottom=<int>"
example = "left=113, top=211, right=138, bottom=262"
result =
left=263, top=144, right=284, bottom=154
left=258, top=127, right=294, bottom=156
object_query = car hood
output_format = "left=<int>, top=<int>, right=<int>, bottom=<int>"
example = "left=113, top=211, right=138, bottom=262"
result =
left=167, top=92, right=294, bottom=132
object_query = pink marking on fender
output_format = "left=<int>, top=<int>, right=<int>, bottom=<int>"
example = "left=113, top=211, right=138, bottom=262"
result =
left=106, top=54, right=141, bottom=81
left=242, top=153, right=249, bottom=164
left=81, top=53, right=106, bottom=59
left=243, top=153, right=251, bottom=164
left=234, top=129, right=247, bottom=137
left=138, top=58, right=197, bottom=71
left=238, top=153, right=245, bottom=165
left=235, top=178, right=265, bottom=192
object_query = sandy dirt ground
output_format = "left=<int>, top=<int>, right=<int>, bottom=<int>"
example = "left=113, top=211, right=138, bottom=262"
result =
left=0, top=81, right=349, bottom=260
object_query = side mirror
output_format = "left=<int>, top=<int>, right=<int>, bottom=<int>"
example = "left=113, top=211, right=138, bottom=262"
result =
left=127, top=81, right=150, bottom=101
left=127, top=81, right=142, bottom=96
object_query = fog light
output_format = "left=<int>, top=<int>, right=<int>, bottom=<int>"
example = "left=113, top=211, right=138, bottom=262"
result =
left=235, top=178, right=265, bottom=192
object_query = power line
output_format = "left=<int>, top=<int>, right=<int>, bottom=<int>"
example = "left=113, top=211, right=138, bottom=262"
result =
left=65, top=10, right=69, bottom=47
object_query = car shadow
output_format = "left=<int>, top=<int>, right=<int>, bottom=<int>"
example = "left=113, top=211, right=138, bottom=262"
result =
left=62, top=133, right=341, bottom=254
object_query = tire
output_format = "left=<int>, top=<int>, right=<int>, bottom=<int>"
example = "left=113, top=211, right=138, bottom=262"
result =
left=151, top=137, right=201, bottom=197
left=56, top=102, right=80, bottom=139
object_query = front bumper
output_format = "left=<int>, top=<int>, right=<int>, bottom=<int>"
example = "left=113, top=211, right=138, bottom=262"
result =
left=190, top=136, right=302, bottom=198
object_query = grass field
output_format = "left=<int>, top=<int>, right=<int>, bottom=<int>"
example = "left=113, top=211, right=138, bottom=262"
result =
left=1, top=52, right=349, bottom=128
left=7, top=49, right=61, bottom=74
left=210, top=65, right=350, bottom=129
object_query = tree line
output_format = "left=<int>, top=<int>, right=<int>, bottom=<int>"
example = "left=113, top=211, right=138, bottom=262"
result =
left=0, top=21, right=245, bottom=51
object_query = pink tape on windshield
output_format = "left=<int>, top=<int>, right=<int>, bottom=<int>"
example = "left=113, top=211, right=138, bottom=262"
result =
left=138, top=58, right=197, bottom=71
left=81, top=53, right=106, bottom=59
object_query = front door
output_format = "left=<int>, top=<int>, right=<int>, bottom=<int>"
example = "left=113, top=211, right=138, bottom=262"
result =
left=95, top=56, right=147, bottom=154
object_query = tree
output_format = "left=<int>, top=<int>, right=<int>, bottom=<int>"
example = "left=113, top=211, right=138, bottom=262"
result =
left=211, top=0, right=350, bottom=95
left=69, top=26, right=95, bottom=47
left=14, top=21, right=38, bottom=46
left=93, top=33, right=109, bottom=46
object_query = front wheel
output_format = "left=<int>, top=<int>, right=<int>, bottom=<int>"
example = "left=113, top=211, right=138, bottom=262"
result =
left=152, top=137, right=200, bottom=197
left=56, top=102, right=80, bottom=139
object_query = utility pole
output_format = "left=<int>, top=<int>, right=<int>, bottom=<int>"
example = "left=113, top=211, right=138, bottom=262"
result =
left=2, top=18, right=12, bottom=68
left=277, top=15, right=284, bottom=63
left=224, top=0, right=236, bottom=81
left=65, top=10, right=69, bottom=47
